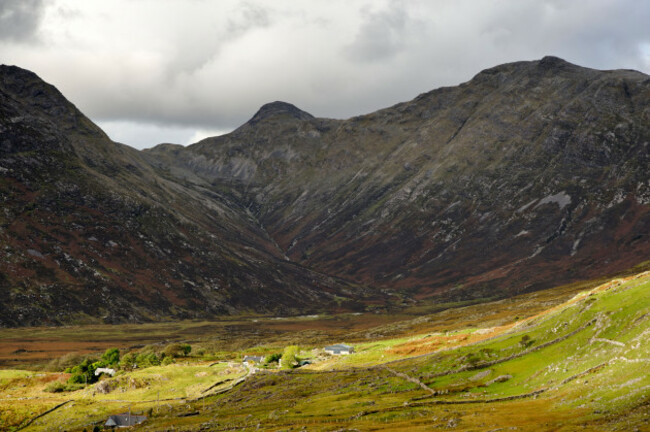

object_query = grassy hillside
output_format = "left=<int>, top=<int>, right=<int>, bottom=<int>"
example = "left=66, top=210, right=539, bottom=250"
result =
left=0, top=271, right=648, bottom=431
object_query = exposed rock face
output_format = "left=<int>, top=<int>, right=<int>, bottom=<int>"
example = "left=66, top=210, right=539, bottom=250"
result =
left=1, top=57, right=649, bottom=326
left=0, top=65, right=372, bottom=326
left=150, top=57, right=649, bottom=302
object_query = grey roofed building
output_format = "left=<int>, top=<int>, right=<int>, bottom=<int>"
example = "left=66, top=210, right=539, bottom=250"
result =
left=95, top=367, right=116, bottom=376
left=105, top=413, right=147, bottom=427
left=243, top=355, right=265, bottom=363
left=324, top=343, right=354, bottom=355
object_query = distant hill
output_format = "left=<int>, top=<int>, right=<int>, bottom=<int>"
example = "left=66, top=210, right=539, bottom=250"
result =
left=1, top=56, right=649, bottom=326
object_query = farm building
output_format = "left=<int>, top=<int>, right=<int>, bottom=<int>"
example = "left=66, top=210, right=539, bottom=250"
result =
left=95, top=367, right=116, bottom=377
left=105, top=413, right=147, bottom=428
left=324, top=344, right=354, bottom=355
left=242, top=355, right=265, bottom=363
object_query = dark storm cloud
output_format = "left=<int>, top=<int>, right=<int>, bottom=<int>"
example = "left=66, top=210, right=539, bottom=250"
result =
left=0, top=0, right=45, bottom=42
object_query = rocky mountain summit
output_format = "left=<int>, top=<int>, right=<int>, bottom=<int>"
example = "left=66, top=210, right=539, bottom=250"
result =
left=1, top=57, right=649, bottom=326
left=0, top=66, right=372, bottom=326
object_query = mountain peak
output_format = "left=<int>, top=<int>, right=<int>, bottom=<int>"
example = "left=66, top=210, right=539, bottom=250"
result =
left=1, top=64, right=55, bottom=99
left=0, top=64, right=89, bottom=125
left=248, top=101, right=314, bottom=125
left=0, top=64, right=37, bottom=78
left=536, top=55, right=579, bottom=72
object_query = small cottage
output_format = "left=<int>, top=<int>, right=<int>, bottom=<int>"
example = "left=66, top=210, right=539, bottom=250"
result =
left=95, top=367, right=116, bottom=377
left=324, top=344, right=354, bottom=355
left=242, top=355, right=265, bottom=364
left=105, top=413, right=147, bottom=428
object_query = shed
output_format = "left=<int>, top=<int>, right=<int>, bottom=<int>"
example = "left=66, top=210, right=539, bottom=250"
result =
left=105, top=413, right=147, bottom=428
left=324, top=344, right=354, bottom=355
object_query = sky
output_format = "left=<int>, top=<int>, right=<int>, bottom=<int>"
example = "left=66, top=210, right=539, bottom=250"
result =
left=2, top=0, right=650, bottom=150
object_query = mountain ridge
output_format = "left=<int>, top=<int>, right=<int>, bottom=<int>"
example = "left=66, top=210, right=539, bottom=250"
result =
left=156, top=56, right=649, bottom=299
left=1, top=57, right=649, bottom=326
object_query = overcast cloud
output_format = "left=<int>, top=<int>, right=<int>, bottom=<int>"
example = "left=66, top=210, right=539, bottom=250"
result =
left=0, top=0, right=45, bottom=42
left=2, top=0, right=649, bottom=149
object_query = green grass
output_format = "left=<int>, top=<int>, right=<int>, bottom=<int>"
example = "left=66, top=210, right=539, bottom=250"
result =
left=1, top=271, right=649, bottom=431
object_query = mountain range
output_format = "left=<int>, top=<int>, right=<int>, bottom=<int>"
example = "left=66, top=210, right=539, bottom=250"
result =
left=1, top=56, right=648, bottom=326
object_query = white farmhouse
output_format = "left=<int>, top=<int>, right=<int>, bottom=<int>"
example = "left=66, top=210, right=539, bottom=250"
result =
left=324, top=344, right=354, bottom=355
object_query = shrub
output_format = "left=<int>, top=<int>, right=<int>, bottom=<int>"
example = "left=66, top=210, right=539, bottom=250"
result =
left=135, top=352, right=161, bottom=367
left=45, top=381, right=85, bottom=393
left=67, top=358, right=103, bottom=385
left=119, top=352, right=136, bottom=371
left=519, top=335, right=535, bottom=349
left=265, top=353, right=282, bottom=365
left=44, top=381, right=66, bottom=393
left=43, top=352, right=84, bottom=372
left=462, top=352, right=482, bottom=367
left=280, top=345, right=300, bottom=370
left=163, top=343, right=191, bottom=359
left=101, top=348, right=120, bottom=366
left=64, top=383, right=85, bottom=392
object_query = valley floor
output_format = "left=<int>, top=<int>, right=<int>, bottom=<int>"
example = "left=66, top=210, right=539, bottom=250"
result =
left=1, top=271, right=649, bottom=431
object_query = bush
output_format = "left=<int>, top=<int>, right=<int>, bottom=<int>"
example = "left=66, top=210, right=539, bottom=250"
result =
left=135, top=352, right=161, bottom=367
left=519, top=335, right=535, bottom=349
left=468, top=354, right=481, bottom=366
left=43, top=352, right=85, bottom=372
left=280, top=345, right=300, bottom=370
left=119, top=352, right=136, bottom=371
left=44, top=381, right=66, bottom=393
left=101, top=348, right=120, bottom=366
left=162, top=343, right=191, bottom=359
left=265, top=353, right=282, bottom=365
left=64, top=382, right=85, bottom=392
left=45, top=381, right=85, bottom=393
left=67, top=358, right=103, bottom=385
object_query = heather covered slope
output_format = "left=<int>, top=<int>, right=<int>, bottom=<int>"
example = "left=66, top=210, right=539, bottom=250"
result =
left=151, top=56, right=650, bottom=301
left=0, top=65, right=376, bottom=326
left=1, top=57, right=649, bottom=326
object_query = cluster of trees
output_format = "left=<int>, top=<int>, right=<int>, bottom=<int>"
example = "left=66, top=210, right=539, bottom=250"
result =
left=116, top=345, right=190, bottom=370
left=66, top=348, right=120, bottom=385
left=46, top=343, right=194, bottom=393
left=60, top=344, right=192, bottom=387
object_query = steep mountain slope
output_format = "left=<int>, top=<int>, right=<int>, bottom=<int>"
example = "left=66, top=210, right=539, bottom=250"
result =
left=1, top=57, right=649, bottom=327
left=150, top=56, right=650, bottom=302
left=0, top=65, right=374, bottom=327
